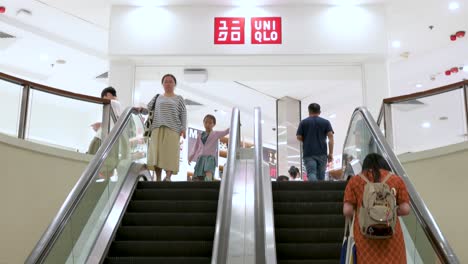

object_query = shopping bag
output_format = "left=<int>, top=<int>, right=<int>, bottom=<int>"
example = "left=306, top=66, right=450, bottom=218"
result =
left=341, top=215, right=357, bottom=264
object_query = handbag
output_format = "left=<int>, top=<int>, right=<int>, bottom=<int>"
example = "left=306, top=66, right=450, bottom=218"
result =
left=340, top=214, right=357, bottom=264
left=143, top=94, right=159, bottom=139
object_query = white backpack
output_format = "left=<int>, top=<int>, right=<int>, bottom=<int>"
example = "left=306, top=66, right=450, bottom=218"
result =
left=358, top=173, right=398, bottom=239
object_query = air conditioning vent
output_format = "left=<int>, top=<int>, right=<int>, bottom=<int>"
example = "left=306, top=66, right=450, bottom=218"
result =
left=96, top=72, right=108, bottom=79
left=185, top=99, right=203, bottom=106
left=184, top=68, right=208, bottom=83
left=0, top=31, right=16, bottom=39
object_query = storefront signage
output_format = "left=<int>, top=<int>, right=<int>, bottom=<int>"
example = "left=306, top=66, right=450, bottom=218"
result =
left=214, top=17, right=282, bottom=45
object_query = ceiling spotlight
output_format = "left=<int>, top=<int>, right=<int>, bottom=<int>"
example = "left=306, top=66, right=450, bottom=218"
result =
left=421, top=122, right=431, bottom=128
left=391, top=40, right=401, bottom=48
left=463, top=65, right=468, bottom=72
left=261, top=120, right=265, bottom=124
left=329, top=114, right=337, bottom=119
left=449, top=2, right=460, bottom=10
left=415, top=83, right=423, bottom=88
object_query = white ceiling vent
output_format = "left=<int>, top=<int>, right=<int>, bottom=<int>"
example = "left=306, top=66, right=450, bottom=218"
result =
left=96, top=71, right=108, bottom=79
left=184, top=68, right=208, bottom=83
left=0, top=31, right=17, bottom=50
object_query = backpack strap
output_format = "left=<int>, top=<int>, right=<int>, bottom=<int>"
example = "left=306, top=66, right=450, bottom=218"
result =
left=381, top=172, right=393, bottom=184
left=359, top=174, right=370, bottom=183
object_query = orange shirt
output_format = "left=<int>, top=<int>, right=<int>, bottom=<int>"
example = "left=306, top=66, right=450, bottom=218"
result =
left=344, top=170, right=410, bottom=264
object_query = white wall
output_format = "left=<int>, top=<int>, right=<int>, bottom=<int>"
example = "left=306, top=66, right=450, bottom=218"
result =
left=109, top=5, right=387, bottom=56
left=399, top=142, right=468, bottom=263
left=0, top=133, right=90, bottom=264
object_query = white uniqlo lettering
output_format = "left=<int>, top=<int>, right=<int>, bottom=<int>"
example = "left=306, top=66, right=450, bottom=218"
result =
left=218, top=20, right=228, bottom=41
left=231, top=20, right=241, bottom=41
left=254, top=19, right=278, bottom=43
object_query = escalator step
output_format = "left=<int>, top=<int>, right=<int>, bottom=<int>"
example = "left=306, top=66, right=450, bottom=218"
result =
left=104, top=257, right=211, bottom=264
left=122, top=213, right=217, bottom=226
left=274, top=202, right=342, bottom=215
left=272, top=181, right=348, bottom=191
left=132, top=189, right=219, bottom=201
left=116, top=226, right=215, bottom=241
left=127, top=200, right=218, bottom=213
left=275, top=228, right=343, bottom=243
left=275, top=214, right=345, bottom=228
left=277, top=260, right=340, bottom=264
left=137, top=181, right=220, bottom=189
left=107, top=241, right=213, bottom=257
left=273, top=191, right=343, bottom=202
left=276, top=243, right=341, bottom=259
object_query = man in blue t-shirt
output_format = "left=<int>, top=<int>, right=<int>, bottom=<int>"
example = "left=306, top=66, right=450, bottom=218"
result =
left=297, top=103, right=334, bottom=181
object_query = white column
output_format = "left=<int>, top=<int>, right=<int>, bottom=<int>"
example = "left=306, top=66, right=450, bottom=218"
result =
left=108, top=60, right=135, bottom=109
left=361, top=61, right=390, bottom=118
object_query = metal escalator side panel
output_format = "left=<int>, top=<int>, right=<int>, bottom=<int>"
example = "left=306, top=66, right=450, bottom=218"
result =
left=254, top=107, right=277, bottom=264
left=25, top=107, right=145, bottom=264
left=343, top=107, right=459, bottom=264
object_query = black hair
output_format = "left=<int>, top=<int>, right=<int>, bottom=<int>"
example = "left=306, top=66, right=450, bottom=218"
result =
left=277, top=175, right=289, bottom=182
left=204, top=114, right=216, bottom=125
left=308, top=103, right=321, bottom=114
left=161, top=74, right=177, bottom=85
left=362, top=153, right=392, bottom=182
left=288, top=166, right=299, bottom=178
left=101, top=87, right=116, bottom=98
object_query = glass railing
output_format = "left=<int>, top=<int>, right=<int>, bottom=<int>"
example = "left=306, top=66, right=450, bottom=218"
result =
left=0, top=78, right=23, bottom=136
left=381, top=81, right=468, bottom=154
left=343, top=107, right=459, bottom=264
left=0, top=72, right=111, bottom=152
left=25, top=107, right=148, bottom=264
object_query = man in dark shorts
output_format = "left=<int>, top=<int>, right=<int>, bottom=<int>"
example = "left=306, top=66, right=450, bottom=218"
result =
left=297, top=103, right=334, bottom=181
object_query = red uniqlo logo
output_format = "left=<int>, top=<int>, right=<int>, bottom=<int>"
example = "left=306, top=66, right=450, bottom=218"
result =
left=251, top=17, right=282, bottom=44
left=214, top=17, right=245, bottom=44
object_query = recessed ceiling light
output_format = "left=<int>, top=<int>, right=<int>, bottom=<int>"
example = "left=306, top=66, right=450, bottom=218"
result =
left=329, top=114, right=337, bottom=119
left=391, top=40, right=401, bottom=48
left=261, top=120, right=265, bottom=124
left=449, top=2, right=460, bottom=10
left=415, top=83, right=423, bottom=88
left=463, top=65, right=468, bottom=72
left=421, top=122, right=431, bottom=128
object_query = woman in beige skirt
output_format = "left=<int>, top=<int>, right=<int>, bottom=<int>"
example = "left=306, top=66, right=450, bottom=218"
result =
left=144, top=74, right=187, bottom=181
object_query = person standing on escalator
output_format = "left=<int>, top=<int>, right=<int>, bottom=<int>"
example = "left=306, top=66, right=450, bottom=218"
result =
left=296, top=103, right=334, bottom=181
left=144, top=74, right=187, bottom=182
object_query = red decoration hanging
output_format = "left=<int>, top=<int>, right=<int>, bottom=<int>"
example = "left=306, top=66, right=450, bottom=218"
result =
left=0, top=6, right=6, bottom=13
left=456, top=31, right=466, bottom=38
left=445, top=70, right=452, bottom=76
left=451, top=67, right=459, bottom=73
left=450, top=35, right=457, bottom=41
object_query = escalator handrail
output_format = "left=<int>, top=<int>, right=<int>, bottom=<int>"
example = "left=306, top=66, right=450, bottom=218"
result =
left=344, top=107, right=459, bottom=264
left=211, top=107, right=241, bottom=264
left=253, top=107, right=277, bottom=264
left=25, top=107, right=141, bottom=264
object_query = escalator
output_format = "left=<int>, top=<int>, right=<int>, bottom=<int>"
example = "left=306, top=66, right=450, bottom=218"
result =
left=104, top=182, right=220, bottom=264
left=272, top=181, right=346, bottom=264
left=25, top=107, right=241, bottom=264
left=257, top=106, right=460, bottom=264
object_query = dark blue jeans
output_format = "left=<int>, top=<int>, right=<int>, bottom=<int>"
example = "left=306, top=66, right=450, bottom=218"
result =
left=304, top=155, right=328, bottom=181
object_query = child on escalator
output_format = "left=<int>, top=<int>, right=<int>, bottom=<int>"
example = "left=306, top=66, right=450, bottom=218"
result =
left=188, top=114, right=230, bottom=181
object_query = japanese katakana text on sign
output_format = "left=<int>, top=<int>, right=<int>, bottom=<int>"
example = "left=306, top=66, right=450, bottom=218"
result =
left=214, top=17, right=245, bottom=44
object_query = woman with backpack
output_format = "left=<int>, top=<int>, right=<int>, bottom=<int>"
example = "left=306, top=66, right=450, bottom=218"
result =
left=343, top=153, right=410, bottom=264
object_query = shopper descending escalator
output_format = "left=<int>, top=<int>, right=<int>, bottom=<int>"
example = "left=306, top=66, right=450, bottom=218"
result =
left=188, top=114, right=229, bottom=182
left=139, top=74, right=187, bottom=182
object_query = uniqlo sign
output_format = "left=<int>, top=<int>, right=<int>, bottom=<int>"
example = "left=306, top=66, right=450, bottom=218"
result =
left=251, top=17, right=282, bottom=44
left=214, top=17, right=246, bottom=44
